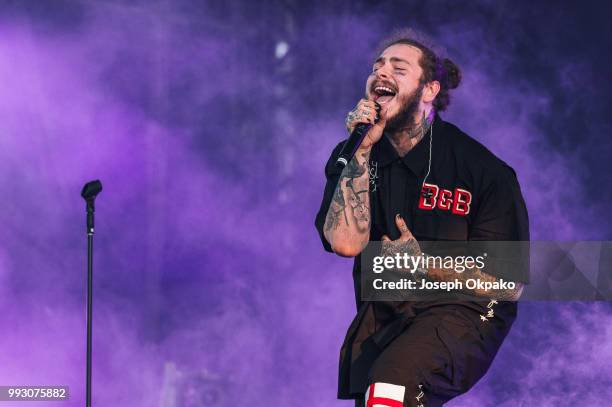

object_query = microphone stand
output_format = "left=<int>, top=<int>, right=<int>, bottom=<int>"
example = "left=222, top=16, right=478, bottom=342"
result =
left=81, top=180, right=102, bottom=407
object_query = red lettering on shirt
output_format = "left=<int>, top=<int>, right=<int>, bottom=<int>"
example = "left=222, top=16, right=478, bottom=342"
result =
left=452, top=188, right=472, bottom=215
left=418, top=183, right=439, bottom=210
left=437, top=188, right=453, bottom=211
left=417, top=184, right=472, bottom=216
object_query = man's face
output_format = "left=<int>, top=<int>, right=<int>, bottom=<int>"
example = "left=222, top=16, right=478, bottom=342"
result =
left=366, top=43, right=425, bottom=130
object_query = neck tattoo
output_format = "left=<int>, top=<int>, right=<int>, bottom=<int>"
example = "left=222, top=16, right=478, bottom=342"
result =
left=389, top=110, right=435, bottom=157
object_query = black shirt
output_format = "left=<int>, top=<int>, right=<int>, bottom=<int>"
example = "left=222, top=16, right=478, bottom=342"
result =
left=314, top=114, right=530, bottom=397
left=315, top=114, right=529, bottom=296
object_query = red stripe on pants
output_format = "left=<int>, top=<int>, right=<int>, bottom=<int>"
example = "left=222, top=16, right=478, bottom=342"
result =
left=366, top=384, right=403, bottom=407
left=366, top=397, right=403, bottom=407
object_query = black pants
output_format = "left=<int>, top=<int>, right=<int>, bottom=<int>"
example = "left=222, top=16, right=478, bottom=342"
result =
left=351, top=306, right=509, bottom=406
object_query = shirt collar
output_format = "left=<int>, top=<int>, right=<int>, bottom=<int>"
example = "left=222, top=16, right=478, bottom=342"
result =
left=372, top=114, right=440, bottom=176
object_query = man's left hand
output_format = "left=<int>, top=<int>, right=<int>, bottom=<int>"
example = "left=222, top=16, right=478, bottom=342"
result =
left=381, top=214, right=422, bottom=259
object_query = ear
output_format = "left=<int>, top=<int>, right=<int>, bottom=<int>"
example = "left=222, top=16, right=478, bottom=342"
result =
left=422, top=81, right=441, bottom=104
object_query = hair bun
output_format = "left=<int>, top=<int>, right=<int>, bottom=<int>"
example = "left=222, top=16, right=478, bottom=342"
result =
left=442, top=58, right=462, bottom=89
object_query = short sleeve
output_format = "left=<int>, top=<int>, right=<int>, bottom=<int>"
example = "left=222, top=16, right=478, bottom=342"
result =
left=469, top=164, right=530, bottom=282
left=314, top=141, right=346, bottom=253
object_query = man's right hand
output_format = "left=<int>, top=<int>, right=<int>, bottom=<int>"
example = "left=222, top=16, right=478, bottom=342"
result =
left=345, top=98, right=388, bottom=151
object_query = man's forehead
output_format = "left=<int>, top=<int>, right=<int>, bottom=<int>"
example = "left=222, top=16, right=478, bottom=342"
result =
left=376, top=43, right=422, bottom=62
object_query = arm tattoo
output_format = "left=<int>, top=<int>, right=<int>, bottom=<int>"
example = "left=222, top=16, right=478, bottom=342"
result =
left=324, top=150, right=371, bottom=234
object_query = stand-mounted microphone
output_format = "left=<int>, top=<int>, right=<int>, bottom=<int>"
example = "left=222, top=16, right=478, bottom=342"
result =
left=80, top=179, right=102, bottom=407
left=81, top=180, right=102, bottom=235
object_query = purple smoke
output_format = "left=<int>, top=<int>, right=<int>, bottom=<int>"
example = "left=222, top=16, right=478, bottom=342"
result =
left=0, top=1, right=611, bottom=406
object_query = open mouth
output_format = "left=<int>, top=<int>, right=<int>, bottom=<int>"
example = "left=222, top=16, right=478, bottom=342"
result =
left=371, top=84, right=397, bottom=104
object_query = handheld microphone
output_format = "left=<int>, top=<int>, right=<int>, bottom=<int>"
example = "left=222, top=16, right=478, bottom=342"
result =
left=335, top=123, right=372, bottom=168
left=335, top=102, right=381, bottom=168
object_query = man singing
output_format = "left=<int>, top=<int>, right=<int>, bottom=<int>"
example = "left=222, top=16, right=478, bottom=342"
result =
left=315, top=30, right=529, bottom=406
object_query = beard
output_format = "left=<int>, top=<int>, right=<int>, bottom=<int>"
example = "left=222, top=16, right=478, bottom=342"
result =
left=384, top=82, right=425, bottom=136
